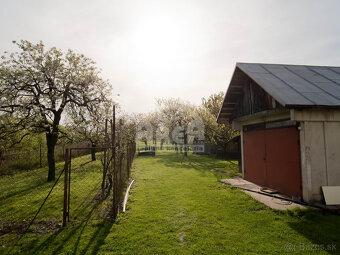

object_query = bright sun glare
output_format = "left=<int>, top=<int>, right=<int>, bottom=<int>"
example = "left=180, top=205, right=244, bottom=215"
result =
left=125, top=11, right=192, bottom=77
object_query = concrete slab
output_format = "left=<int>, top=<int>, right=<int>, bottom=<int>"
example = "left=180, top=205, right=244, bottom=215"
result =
left=220, top=178, right=308, bottom=210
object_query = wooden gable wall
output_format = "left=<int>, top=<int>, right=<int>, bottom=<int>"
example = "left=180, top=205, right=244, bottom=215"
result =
left=233, top=77, right=283, bottom=119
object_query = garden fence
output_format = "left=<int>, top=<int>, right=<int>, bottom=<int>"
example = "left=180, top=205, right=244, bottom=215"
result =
left=0, top=143, right=93, bottom=176
left=0, top=106, right=136, bottom=245
left=63, top=140, right=136, bottom=224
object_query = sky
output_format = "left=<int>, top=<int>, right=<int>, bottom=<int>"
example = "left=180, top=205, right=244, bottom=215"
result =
left=1, top=0, right=340, bottom=113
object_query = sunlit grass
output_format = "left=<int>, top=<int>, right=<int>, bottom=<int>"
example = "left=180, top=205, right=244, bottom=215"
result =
left=1, top=152, right=339, bottom=254
left=0, top=153, right=110, bottom=237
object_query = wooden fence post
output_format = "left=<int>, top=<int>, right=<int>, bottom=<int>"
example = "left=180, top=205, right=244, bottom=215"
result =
left=119, top=119, right=123, bottom=208
left=68, top=149, right=71, bottom=222
left=63, top=148, right=69, bottom=227
left=112, top=105, right=117, bottom=219
left=127, top=143, right=130, bottom=180
left=101, top=119, right=108, bottom=199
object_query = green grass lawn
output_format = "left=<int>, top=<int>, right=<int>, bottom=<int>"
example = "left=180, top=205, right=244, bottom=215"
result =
left=0, top=153, right=112, bottom=254
left=1, top=152, right=340, bottom=254
left=0, top=154, right=110, bottom=223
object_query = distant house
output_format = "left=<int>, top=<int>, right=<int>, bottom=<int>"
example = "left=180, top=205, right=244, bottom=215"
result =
left=217, top=63, right=340, bottom=204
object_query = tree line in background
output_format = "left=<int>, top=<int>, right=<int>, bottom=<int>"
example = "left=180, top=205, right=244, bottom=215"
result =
left=0, top=40, right=238, bottom=181
left=134, top=92, right=239, bottom=157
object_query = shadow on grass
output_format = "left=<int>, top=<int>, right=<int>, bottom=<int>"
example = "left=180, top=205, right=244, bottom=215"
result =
left=70, top=183, right=107, bottom=220
left=22, top=199, right=114, bottom=255
left=77, top=221, right=113, bottom=255
left=79, top=160, right=94, bottom=167
left=154, top=153, right=222, bottom=168
left=0, top=178, right=47, bottom=202
left=0, top=167, right=64, bottom=202
left=285, top=209, right=340, bottom=254
left=149, top=153, right=231, bottom=180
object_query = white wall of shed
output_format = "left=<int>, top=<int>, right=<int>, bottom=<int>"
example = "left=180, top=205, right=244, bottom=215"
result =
left=296, top=111, right=340, bottom=203
left=324, top=122, right=340, bottom=185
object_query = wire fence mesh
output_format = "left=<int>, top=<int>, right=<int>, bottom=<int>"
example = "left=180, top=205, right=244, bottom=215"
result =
left=66, top=153, right=108, bottom=221
left=66, top=142, right=136, bottom=222
left=0, top=162, right=65, bottom=236
left=0, top=143, right=94, bottom=176
left=0, top=115, right=136, bottom=247
left=113, top=141, right=136, bottom=216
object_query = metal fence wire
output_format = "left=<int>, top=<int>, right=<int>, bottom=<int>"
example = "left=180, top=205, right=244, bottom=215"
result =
left=64, top=141, right=136, bottom=223
left=0, top=109, right=136, bottom=247
left=0, top=143, right=94, bottom=176
left=60, top=115, right=136, bottom=225
left=0, top=163, right=65, bottom=236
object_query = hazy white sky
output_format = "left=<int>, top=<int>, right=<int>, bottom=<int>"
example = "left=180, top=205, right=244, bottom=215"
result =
left=1, top=0, right=340, bottom=113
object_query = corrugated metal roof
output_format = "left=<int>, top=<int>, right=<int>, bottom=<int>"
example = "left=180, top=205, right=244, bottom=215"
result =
left=237, top=63, right=340, bottom=107
left=217, top=63, right=340, bottom=123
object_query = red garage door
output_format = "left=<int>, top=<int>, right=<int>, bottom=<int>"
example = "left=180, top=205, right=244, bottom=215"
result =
left=243, top=126, right=302, bottom=197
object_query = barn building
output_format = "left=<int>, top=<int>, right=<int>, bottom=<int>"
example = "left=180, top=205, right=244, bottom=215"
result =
left=217, top=63, right=340, bottom=204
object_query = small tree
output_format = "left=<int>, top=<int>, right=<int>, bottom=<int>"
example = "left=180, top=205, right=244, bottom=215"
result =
left=146, top=111, right=160, bottom=145
left=157, top=98, right=198, bottom=156
left=198, top=92, right=239, bottom=153
left=70, top=103, right=112, bottom=161
left=0, top=40, right=112, bottom=181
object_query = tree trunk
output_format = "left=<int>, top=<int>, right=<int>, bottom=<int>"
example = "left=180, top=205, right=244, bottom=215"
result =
left=46, top=133, right=58, bottom=182
left=91, top=142, right=96, bottom=161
